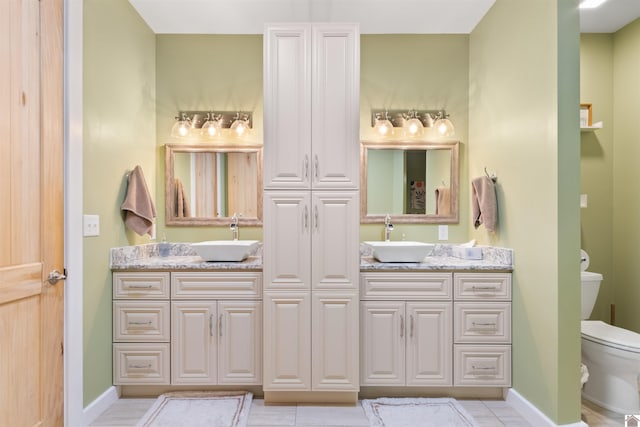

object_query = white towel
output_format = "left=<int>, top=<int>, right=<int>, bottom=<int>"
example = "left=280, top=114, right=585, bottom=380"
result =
left=471, top=176, right=497, bottom=232
left=121, top=165, right=156, bottom=236
left=435, top=187, right=451, bottom=216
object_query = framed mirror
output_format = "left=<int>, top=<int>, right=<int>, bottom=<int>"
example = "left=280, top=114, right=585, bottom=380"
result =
left=360, top=140, right=459, bottom=224
left=165, top=144, right=263, bottom=226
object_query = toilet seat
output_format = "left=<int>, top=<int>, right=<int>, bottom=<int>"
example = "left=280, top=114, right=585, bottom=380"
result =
left=581, top=320, right=640, bottom=353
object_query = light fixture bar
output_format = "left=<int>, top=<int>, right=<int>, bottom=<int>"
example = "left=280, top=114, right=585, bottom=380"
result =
left=370, top=109, right=447, bottom=128
left=176, top=111, right=252, bottom=129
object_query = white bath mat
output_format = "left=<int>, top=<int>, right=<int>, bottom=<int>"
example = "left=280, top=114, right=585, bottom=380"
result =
left=362, top=397, right=480, bottom=427
left=136, top=391, right=252, bottom=427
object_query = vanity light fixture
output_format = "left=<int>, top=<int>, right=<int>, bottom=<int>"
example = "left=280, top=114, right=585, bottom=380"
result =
left=230, top=112, right=250, bottom=137
left=171, top=113, right=192, bottom=138
left=433, top=111, right=455, bottom=137
left=170, top=111, right=252, bottom=139
left=201, top=113, right=222, bottom=138
left=371, top=109, right=454, bottom=138
left=373, top=111, right=394, bottom=137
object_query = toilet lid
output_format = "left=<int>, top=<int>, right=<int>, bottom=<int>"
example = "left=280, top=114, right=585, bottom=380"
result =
left=581, top=320, right=640, bottom=353
left=580, top=249, right=589, bottom=271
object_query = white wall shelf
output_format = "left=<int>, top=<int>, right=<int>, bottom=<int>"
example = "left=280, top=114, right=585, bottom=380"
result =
left=580, top=121, right=603, bottom=132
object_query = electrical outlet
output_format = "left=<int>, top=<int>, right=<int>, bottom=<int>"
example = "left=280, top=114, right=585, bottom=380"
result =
left=438, top=225, right=448, bottom=241
left=83, top=214, right=100, bottom=237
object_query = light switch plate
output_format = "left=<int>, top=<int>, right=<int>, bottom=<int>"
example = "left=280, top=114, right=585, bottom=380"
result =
left=83, top=214, right=100, bottom=237
left=438, top=225, right=448, bottom=241
left=580, top=194, right=588, bottom=208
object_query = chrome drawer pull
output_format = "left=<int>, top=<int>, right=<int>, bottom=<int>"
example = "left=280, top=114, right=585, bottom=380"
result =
left=129, top=284, right=153, bottom=289
left=400, top=315, right=404, bottom=338
left=472, top=365, right=496, bottom=371
left=128, top=363, right=152, bottom=369
left=471, top=285, right=498, bottom=290
left=472, top=322, right=497, bottom=327
left=128, top=321, right=153, bottom=326
left=219, top=314, right=223, bottom=337
left=210, top=314, right=214, bottom=337
left=410, top=315, right=414, bottom=338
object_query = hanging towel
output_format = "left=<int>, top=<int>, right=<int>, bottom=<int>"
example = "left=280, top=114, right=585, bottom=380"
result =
left=174, top=178, right=191, bottom=218
left=435, top=187, right=451, bottom=216
left=471, top=176, right=498, bottom=232
left=120, top=165, right=156, bottom=236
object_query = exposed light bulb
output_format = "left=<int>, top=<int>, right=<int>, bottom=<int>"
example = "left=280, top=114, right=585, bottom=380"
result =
left=434, top=117, right=455, bottom=137
left=201, top=115, right=221, bottom=138
left=171, top=115, right=192, bottom=138
left=374, top=118, right=393, bottom=136
left=230, top=115, right=250, bottom=137
left=406, top=118, right=423, bottom=136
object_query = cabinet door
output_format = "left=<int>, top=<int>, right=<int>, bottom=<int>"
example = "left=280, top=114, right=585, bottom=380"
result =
left=312, top=191, right=359, bottom=290
left=312, top=291, right=358, bottom=390
left=311, top=24, right=359, bottom=190
left=171, top=302, right=217, bottom=384
left=263, top=291, right=311, bottom=390
left=360, top=301, right=404, bottom=386
left=263, top=25, right=312, bottom=190
left=218, top=301, right=262, bottom=385
left=406, top=302, right=453, bottom=386
left=263, top=192, right=311, bottom=290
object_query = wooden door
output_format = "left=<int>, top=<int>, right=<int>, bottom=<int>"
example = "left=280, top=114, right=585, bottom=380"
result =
left=0, top=0, right=64, bottom=426
left=360, top=301, right=405, bottom=386
left=218, top=301, right=262, bottom=385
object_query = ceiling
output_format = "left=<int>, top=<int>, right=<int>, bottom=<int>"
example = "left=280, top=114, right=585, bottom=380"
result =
left=128, top=0, right=640, bottom=34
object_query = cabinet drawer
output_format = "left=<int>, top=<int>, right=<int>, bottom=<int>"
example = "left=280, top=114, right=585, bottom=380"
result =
left=113, top=343, right=170, bottom=385
left=454, top=273, right=511, bottom=300
left=454, top=345, right=511, bottom=387
left=172, top=272, right=262, bottom=299
left=113, top=272, right=170, bottom=299
left=454, top=302, right=511, bottom=343
left=360, top=272, right=452, bottom=300
left=113, top=301, right=170, bottom=342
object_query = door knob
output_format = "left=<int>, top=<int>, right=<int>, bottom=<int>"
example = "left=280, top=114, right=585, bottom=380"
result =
left=47, top=269, right=67, bottom=285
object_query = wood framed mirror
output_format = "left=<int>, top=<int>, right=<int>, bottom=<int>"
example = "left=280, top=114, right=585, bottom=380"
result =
left=360, top=140, right=459, bottom=224
left=165, top=143, right=263, bottom=226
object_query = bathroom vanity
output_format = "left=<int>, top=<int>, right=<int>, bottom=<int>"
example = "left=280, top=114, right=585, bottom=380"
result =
left=111, top=244, right=263, bottom=392
left=111, top=243, right=512, bottom=400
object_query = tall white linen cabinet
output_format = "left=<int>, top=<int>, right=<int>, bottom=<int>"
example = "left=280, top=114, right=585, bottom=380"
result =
left=263, top=23, right=360, bottom=403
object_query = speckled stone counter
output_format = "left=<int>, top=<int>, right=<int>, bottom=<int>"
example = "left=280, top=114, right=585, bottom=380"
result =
left=110, top=242, right=263, bottom=271
left=359, top=243, right=513, bottom=271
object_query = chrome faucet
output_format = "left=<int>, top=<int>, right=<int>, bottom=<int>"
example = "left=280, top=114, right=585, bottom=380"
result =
left=230, top=213, right=239, bottom=241
left=384, top=214, right=394, bottom=241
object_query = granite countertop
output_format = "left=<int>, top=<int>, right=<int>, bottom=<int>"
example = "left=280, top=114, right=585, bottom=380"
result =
left=110, top=242, right=513, bottom=272
left=110, top=242, right=263, bottom=271
left=359, top=243, right=513, bottom=271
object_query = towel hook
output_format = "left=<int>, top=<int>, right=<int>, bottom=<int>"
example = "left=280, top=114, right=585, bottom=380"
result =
left=484, top=167, right=497, bottom=182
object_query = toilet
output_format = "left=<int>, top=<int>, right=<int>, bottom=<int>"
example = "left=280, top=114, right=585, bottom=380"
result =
left=580, top=250, right=640, bottom=414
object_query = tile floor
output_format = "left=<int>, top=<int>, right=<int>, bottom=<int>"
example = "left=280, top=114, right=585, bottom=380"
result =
left=89, top=396, right=625, bottom=426
left=89, top=396, right=540, bottom=427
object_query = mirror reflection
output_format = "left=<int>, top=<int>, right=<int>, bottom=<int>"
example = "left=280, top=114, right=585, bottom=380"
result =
left=165, top=144, right=263, bottom=226
left=360, top=141, right=459, bottom=224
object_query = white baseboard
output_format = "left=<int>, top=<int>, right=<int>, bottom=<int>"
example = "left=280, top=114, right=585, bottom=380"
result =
left=82, top=386, right=121, bottom=427
left=506, top=389, right=588, bottom=427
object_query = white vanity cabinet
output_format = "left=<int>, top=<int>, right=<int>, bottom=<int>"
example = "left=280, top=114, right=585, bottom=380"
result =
left=360, top=272, right=453, bottom=386
left=262, top=22, right=360, bottom=398
left=263, top=24, right=359, bottom=190
left=113, top=271, right=262, bottom=387
left=453, top=272, right=512, bottom=387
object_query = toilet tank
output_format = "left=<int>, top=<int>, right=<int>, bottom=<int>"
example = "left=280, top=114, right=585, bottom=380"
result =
left=581, top=271, right=602, bottom=320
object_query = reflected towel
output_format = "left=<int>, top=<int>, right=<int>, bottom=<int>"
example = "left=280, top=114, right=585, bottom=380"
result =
left=435, top=187, right=451, bottom=216
left=121, top=165, right=156, bottom=236
left=175, top=178, right=191, bottom=218
left=471, top=176, right=497, bottom=232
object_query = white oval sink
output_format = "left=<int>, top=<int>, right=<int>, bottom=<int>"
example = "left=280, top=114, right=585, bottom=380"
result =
left=364, top=241, right=435, bottom=263
left=191, top=240, right=259, bottom=262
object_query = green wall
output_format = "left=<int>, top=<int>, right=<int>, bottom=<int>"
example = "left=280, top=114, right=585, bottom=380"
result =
left=469, top=0, right=581, bottom=424
left=360, top=35, right=470, bottom=243
left=83, top=0, right=156, bottom=405
left=613, top=18, right=640, bottom=333
left=579, top=34, right=614, bottom=323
